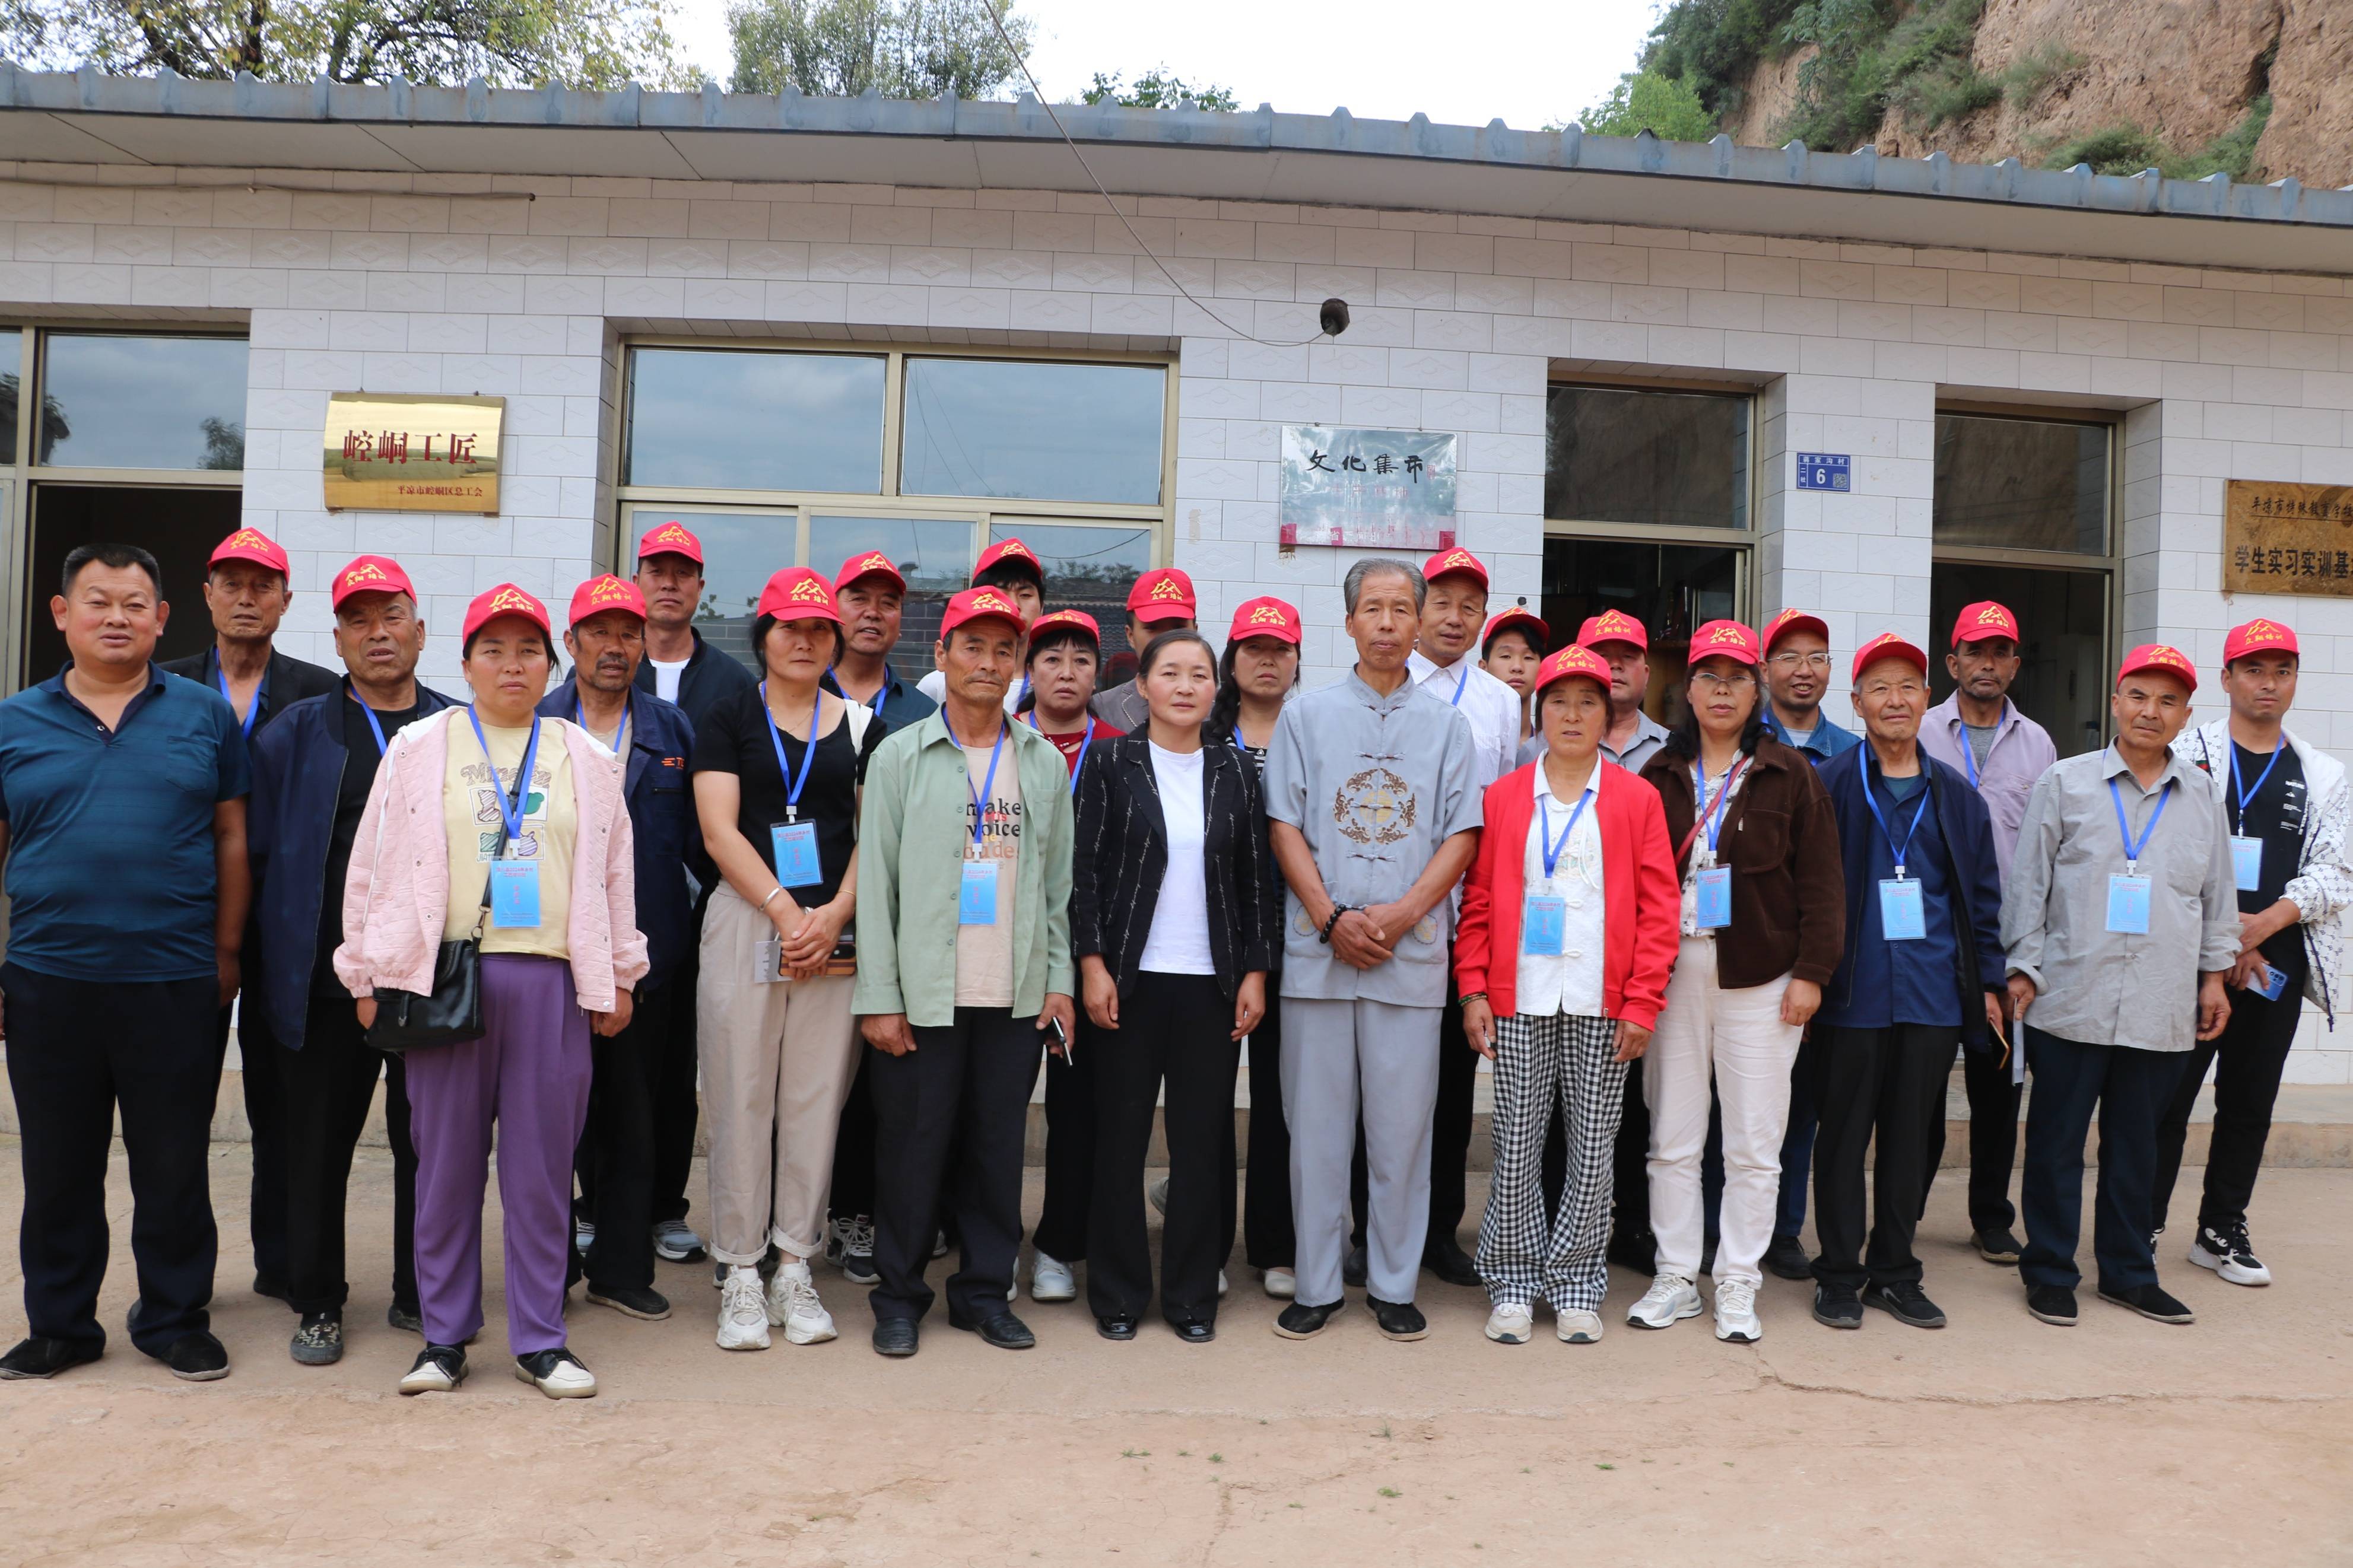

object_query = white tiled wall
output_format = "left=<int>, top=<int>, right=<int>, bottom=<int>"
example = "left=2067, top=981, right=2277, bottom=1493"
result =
left=2, top=164, right=2350, bottom=1080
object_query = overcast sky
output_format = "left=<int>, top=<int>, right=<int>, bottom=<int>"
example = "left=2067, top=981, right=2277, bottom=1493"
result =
left=666, top=0, right=1662, bottom=132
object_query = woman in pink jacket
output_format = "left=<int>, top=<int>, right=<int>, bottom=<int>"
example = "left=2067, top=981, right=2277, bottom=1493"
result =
left=336, top=585, right=646, bottom=1401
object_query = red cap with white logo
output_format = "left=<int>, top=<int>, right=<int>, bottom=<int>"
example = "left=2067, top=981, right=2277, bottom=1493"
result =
left=834, top=550, right=906, bottom=594
left=1951, top=600, right=2021, bottom=647
left=1575, top=609, right=1648, bottom=653
left=636, top=520, right=704, bottom=567
left=462, top=584, right=552, bottom=644
left=1687, top=619, right=1761, bottom=667
left=1852, top=631, right=1929, bottom=680
left=568, top=574, right=647, bottom=627
left=1229, top=595, right=1303, bottom=646
left=2117, top=643, right=2198, bottom=693
left=1421, top=546, right=1488, bottom=591
left=1763, top=607, right=1830, bottom=653
left=940, top=586, right=1028, bottom=640
left=1127, top=567, right=1198, bottom=617
left=973, top=537, right=1043, bottom=584
left=210, top=527, right=290, bottom=577
left=330, top=554, right=414, bottom=609
left=1533, top=645, right=1614, bottom=699
left=755, top=567, right=843, bottom=625
left=2223, top=618, right=2298, bottom=664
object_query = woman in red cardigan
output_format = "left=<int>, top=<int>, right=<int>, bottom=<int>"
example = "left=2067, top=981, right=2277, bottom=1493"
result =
left=1457, top=647, right=1680, bottom=1347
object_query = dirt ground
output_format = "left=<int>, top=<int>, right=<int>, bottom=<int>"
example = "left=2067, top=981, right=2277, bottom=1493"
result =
left=1, top=1140, right=2349, bottom=1567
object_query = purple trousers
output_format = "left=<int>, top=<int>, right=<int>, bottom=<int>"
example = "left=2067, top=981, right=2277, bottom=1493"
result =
left=404, top=955, right=592, bottom=1355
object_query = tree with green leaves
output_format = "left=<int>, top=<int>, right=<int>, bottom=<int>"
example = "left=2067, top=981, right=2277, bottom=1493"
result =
left=0, top=0, right=682, bottom=87
left=1081, top=69, right=1237, bottom=113
left=1574, top=69, right=1718, bottom=139
left=727, top=0, right=1031, bottom=100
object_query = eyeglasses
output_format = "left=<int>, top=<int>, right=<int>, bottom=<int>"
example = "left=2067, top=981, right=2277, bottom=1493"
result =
left=1768, top=651, right=1833, bottom=671
left=1691, top=672, right=1756, bottom=694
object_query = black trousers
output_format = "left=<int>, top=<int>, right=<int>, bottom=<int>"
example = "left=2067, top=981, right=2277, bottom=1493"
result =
left=1809, top=1023, right=1958, bottom=1291
left=7, top=963, right=218, bottom=1355
left=1609, top=1059, right=1650, bottom=1241
left=647, top=953, right=700, bottom=1226
left=1088, top=974, right=1240, bottom=1325
left=2019, top=1027, right=2186, bottom=1293
left=213, top=1000, right=289, bottom=1289
left=869, top=1006, right=1041, bottom=1324
left=1921, top=1041, right=2021, bottom=1232
left=576, top=974, right=679, bottom=1294
left=2152, top=968, right=2304, bottom=1235
left=1031, top=1013, right=1102, bottom=1263
left=828, top=1049, right=877, bottom=1224
left=1352, top=972, right=1476, bottom=1256
left=1243, top=996, right=1294, bottom=1271
left=282, top=991, right=418, bottom=1316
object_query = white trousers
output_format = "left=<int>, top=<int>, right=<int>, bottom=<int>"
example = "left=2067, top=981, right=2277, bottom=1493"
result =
left=1644, top=937, right=1801, bottom=1289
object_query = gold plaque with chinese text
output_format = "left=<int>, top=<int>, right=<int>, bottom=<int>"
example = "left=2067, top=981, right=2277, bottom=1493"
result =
left=323, top=393, right=503, bottom=514
left=2225, top=479, right=2353, bottom=596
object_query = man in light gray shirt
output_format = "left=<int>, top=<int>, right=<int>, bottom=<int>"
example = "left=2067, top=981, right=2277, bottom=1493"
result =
left=1264, top=558, right=1479, bottom=1343
left=2000, top=644, right=2237, bottom=1331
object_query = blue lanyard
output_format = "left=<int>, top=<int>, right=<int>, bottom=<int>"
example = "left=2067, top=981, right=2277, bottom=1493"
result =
left=350, top=689, right=389, bottom=757
left=761, top=682, right=823, bottom=823
left=1956, top=708, right=2005, bottom=790
left=2228, top=734, right=2283, bottom=834
left=212, top=650, right=262, bottom=740
left=575, top=695, right=628, bottom=758
left=1860, top=769, right=1933, bottom=878
left=1537, top=782, right=1593, bottom=879
left=826, top=665, right=889, bottom=718
left=466, top=707, right=541, bottom=851
left=1447, top=663, right=1469, bottom=707
left=1694, top=753, right=1747, bottom=859
left=1027, top=712, right=1092, bottom=794
left=959, top=718, right=1009, bottom=850
left=2107, top=753, right=2173, bottom=874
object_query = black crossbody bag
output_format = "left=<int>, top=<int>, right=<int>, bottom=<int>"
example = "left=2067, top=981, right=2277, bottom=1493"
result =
left=365, top=803, right=512, bottom=1057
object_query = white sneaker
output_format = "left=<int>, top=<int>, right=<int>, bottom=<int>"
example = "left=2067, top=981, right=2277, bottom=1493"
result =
left=1263, top=1268, right=1297, bottom=1299
left=1030, top=1252, right=1078, bottom=1303
left=1627, top=1273, right=1703, bottom=1330
left=1557, top=1308, right=1605, bottom=1344
left=1148, top=1175, right=1171, bottom=1216
left=716, top=1266, right=770, bottom=1351
left=1714, top=1278, right=1762, bottom=1343
left=652, top=1220, right=705, bottom=1263
left=766, top=1260, right=837, bottom=1344
left=512, top=1348, right=596, bottom=1398
left=573, top=1215, right=595, bottom=1253
left=1484, top=1303, right=1535, bottom=1344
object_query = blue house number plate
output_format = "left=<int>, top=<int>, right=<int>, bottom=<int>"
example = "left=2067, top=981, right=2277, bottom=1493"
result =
left=1795, top=453, right=1852, bottom=491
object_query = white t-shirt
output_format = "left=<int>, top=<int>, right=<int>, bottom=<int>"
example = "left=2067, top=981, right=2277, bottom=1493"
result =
left=1138, top=742, right=1217, bottom=976
left=1407, top=648, right=1520, bottom=790
left=1514, top=763, right=1605, bottom=1017
left=650, top=656, right=689, bottom=705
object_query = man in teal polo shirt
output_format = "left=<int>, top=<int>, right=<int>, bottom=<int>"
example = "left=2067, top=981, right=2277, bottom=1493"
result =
left=0, top=543, right=252, bottom=1383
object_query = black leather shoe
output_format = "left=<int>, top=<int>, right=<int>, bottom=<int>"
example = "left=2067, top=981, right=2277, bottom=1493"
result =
left=161, top=1331, right=230, bottom=1382
left=1421, top=1240, right=1481, bottom=1288
left=1096, top=1315, right=1139, bottom=1341
left=2026, top=1284, right=2078, bottom=1325
left=1273, top=1299, right=1345, bottom=1340
left=872, top=1317, right=920, bottom=1357
left=1342, top=1243, right=1368, bottom=1287
left=2098, top=1281, right=2195, bottom=1324
left=1812, top=1283, right=1863, bottom=1330
left=957, top=1311, right=1037, bottom=1350
left=584, top=1283, right=672, bottom=1321
left=1973, top=1227, right=2024, bottom=1265
left=0, top=1335, right=101, bottom=1381
left=1763, top=1233, right=1812, bottom=1281
left=1863, top=1280, right=1948, bottom=1328
left=1367, top=1295, right=1428, bottom=1341
left=1170, top=1319, right=1215, bottom=1344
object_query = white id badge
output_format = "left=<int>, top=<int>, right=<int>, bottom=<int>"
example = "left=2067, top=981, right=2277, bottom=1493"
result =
left=771, top=821, right=822, bottom=889
left=1694, top=864, right=1732, bottom=929
left=1878, top=877, right=1926, bottom=941
left=754, top=935, right=785, bottom=984
left=1522, top=896, right=1566, bottom=955
left=488, top=860, right=541, bottom=928
left=2231, top=834, right=2263, bottom=892
left=958, top=860, right=998, bottom=925
left=2106, top=873, right=2152, bottom=934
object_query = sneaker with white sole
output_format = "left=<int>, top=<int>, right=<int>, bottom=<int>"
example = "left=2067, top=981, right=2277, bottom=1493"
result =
left=1263, top=1268, right=1297, bottom=1299
left=2189, top=1221, right=2272, bottom=1286
left=398, top=1343, right=466, bottom=1395
left=1484, top=1303, right=1534, bottom=1344
left=1556, top=1308, right=1605, bottom=1344
left=716, top=1267, right=770, bottom=1351
left=1148, top=1175, right=1170, bottom=1216
left=1626, top=1273, right=1703, bottom=1330
left=825, top=1214, right=879, bottom=1285
left=573, top=1215, right=595, bottom=1254
left=767, top=1260, right=838, bottom=1344
left=1030, top=1252, right=1077, bottom=1303
left=513, top=1347, right=596, bottom=1398
left=1714, top=1278, right=1762, bottom=1343
left=652, top=1219, right=706, bottom=1263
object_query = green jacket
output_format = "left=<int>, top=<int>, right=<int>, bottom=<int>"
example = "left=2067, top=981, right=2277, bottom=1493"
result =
left=852, top=708, right=1075, bottom=1027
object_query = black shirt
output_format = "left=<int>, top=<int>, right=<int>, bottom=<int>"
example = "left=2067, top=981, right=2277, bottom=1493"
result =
left=690, top=686, right=884, bottom=911
left=2229, top=739, right=2308, bottom=978
left=313, top=686, right=428, bottom=993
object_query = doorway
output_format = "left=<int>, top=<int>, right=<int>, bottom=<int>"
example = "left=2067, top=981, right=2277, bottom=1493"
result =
left=24, top=484, right=242, bottom=678
left=1928, top=561, right=2110, bottom=760
left=1542, top=535, right=1744, bottom=723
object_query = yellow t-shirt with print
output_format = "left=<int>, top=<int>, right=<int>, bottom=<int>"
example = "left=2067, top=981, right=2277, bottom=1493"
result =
left=443, top=717, right=575, bottom=960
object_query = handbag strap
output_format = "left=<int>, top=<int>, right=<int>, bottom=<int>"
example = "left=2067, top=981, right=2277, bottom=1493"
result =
left=470, top=823, right=503, bottom=940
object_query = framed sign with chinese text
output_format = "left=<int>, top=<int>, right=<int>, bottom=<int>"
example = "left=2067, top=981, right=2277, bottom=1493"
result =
left=2224, top=479, right=2353, bottom=597
left=323, top=392, right=503, bottom=514
left=1278, top=425, right=1457, bottom=550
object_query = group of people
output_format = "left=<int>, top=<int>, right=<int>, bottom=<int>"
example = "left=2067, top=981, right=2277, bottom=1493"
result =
left=0, top=523, right=2336, bottom=1398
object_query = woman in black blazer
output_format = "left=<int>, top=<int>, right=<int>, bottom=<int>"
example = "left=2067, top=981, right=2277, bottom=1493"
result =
left=1072, top=630, right=1272, bottom=1342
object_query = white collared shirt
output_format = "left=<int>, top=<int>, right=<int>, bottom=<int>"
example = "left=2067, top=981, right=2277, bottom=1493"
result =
left=1516, top=762, right=1606, bottom=1017
left=1408, top=648, right=1520, bottom=790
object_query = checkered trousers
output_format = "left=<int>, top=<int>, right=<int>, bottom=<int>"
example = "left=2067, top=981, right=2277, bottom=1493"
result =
left=1475, top=1012, right=1628, bottom=1312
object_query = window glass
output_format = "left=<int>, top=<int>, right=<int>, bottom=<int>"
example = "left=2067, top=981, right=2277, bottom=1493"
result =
left=0, top=329, right=20, bottom=465
left=40, top=333, right=247, bottom=470
left=625, top=348, right=884, bottom=493
left=808, top=514, right=976, bottom=689
left=630, top=509, right=795, bottom=673
left=902, top=359, right=1164, bottom=505
left=990, top=521, right=1155, bottom=685
left=1933, top=415, right=2109, bottom=555
left=1546, top=386, right=1748, bottom=530
left=1542, top=536, right=1741, bottom=724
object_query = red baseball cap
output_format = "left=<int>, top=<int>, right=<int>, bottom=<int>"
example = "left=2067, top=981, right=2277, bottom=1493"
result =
left=329, top=554, right=414, bottom=609
left=2224, top=618, right=2299, bottom=664
left=1852, top=631, right=1929, bottom=681
left=636, top=520, right=704, bottom=567
left=834, top=549, right=906, bottom=594
left=568, top=574, right=647, bottom=627
left=1576, top=609, right=1649, bottom=652
left=1532, top=645, right=1613, bottom=699
left=1687, top=619, right=1761, bottom=667
left=754, top=567, right=843, bottom=625
left=1028, top=608, right=1100, bottom=647
left=939, top=586, right=1028, bottom=641
left=1482, top=608, right=1549, bottom=656
left=1229, top=595, right=1303, bottom=645
left=973, top=537, right=1044, bottom=584
left=1127, top=567, right=1198, bottom=618
left=2117, top=643, right=2198, bottom=693
left=462, top=584, right=552, bottom=644
left=1763, top=607, right=1829, bottom=652
left=209, top=527, right=290, bottom=577
left=1951, top=600, right=2021, bottom=648
left=1422, top=546, right=1488, bottom=591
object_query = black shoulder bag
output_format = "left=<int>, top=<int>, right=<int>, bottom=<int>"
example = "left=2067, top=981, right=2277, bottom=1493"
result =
left=364, top=819, right=502, bottom=1057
